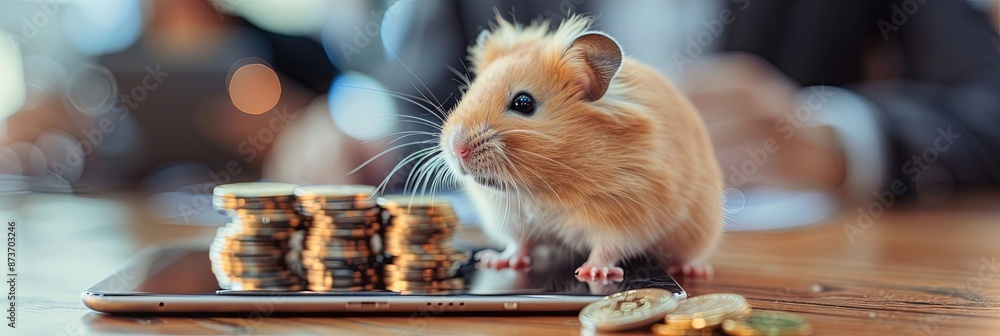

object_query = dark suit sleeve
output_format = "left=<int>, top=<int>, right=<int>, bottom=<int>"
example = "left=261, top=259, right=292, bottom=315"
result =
left=725, top=0, right=1000, bottom=197
left=851, top=0, right=1000, bottom=196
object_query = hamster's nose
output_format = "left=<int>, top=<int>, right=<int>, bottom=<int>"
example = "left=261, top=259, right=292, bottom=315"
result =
left=455, top=143, right=471, bottom=159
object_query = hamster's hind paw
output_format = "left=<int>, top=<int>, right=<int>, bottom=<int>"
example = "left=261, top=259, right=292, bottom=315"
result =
left=474, top=249, right=532, bottom=270
left=667, top=261, right=714, bottom=280
left=574, top=264, right=624, bottom=283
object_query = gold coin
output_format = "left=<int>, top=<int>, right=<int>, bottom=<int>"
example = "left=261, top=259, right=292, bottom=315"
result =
left=579, top=288, right=680, bottom=332
left=216, top=226, right=292, bottom=241
left=213, top=198, right=296, bottom=212
left=307, top=220, right=379, bottom=231
left=666, top=294, right=751, bottom=330
left=389, top=251, right=470, bottom=262
left=652, top=324, right=716, bottom=336
left=214, top=182, right=299, bottom=198
left=300, top=257, right=373, bottom=268
left=386, top=278, right=465, bottom=291
left=387, top=259, right=464, bottom=269
left=377, top=194, right=451, bottom=208
left=389, top=213, right=460, bottom=223
left=384, top=266, right=458, bottom=281
left=301, top=249, right=373, bottom=259
left=722, top=311, right=811, bottom=336
left=303, top=268, right=378, bottom=278
left=294, top=184, right=376, bottom=199
left=305, top=227, right=377, bottom=238
left=230, top=217, right=305, bottom=228
left=384, top=225, right=457, bottom=236
left=212, top=264, right=286, bottom=275
left=306, top=275, right=378, bottom=287
left=297, top=201, right=378, bottom=213
left=225, top=209, right=301, bottom=222
left=384, top=246, right=459, bottom=257
left=313, top=209, right=380, bottom=219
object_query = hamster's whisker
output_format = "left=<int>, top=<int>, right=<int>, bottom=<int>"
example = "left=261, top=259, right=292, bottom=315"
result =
left=379, top=45, right=448, bottom=121
left=339, top=85, right=448, bottom=124
left=497, top=129, right=557, bottom=142
left=373, top=146, right=440, bottom=195
left=426, top=157, right=450, bottom=204
left=363, top=130, right=439, bottom=145
left=349, top=139, right=437, bottom=176
left=404, top=77, right=447, bottom=123
left=452, top=60, right=473, bottom=88
left=403, top=149, right=442, bottom=196
left=416, top=156, right=446, bottom=199
left=447, top=64, right=471, bottom=95
left=359, top=113, right=443, bottom=131
left=507, top=147, right=587, bottom=179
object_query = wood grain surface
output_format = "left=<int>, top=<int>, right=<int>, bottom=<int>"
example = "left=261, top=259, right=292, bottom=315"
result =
left=8, top=193, right=1000, bottom=335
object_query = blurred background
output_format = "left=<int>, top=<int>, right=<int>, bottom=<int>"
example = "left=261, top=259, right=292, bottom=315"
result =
left=0, top=0, right=998, bottom=229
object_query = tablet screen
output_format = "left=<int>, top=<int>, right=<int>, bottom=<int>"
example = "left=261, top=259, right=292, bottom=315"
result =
left=86, top=244, right=684, bottom=298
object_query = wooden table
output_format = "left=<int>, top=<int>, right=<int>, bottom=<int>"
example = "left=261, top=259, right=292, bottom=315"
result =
left=8, top=193, right=1000, bottom=335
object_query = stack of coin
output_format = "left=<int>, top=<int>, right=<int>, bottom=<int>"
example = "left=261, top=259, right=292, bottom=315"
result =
left=292, top=185, right=382, bottom=291
left=377, top=195, right=470, bottom=293
left=210, top=182, right=304, bottom=291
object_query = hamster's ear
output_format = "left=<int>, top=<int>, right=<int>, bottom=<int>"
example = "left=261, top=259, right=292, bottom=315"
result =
left=563, top=32, right=623, bottom=101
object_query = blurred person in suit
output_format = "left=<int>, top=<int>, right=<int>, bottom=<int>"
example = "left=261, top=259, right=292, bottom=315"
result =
left=269, top=0, right=1000, bottom=208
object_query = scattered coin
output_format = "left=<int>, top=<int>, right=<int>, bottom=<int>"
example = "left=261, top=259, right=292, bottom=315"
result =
left=665, top=293, right=752, bottom=330
left=722, top=310, right=812, bottom=336
left=579, top=288, right=681, bottom=331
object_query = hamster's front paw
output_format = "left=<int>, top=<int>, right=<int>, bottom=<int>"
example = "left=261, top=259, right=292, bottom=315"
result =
left=574, top=263, right=624, bottom=282
left=667, top=261, right=714, bottom=280
left=474, top=248, right=532, bottom=270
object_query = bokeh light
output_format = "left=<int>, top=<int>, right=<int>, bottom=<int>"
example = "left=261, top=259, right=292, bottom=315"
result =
left=318, top=0, right=372, bottom=70
left=33, top=130, right=85, bottom=184
left=20, top=55, right=68, bottom=111
left=328, top=71, right=396, bottom=141
left=379, top=0, right=418, bottom=62
left=227, top=62, right=281, bottom=115
left=235, top=0, right=335, bottom=36
left=66, top=64, right=117, bottom=117
left=61, top=0, right=144, bottom=56
left=0, top=29, right=27, bottom=121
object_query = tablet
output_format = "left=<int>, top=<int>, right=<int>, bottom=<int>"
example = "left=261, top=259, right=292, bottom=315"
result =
left=82, top=242, right=686, bottom=314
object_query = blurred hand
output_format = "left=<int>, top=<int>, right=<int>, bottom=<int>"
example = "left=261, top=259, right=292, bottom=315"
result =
left=681, top=53, right=846, bottom=190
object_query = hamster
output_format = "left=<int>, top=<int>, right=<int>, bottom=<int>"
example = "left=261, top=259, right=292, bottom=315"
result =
left=439, top=15, right=723, bottom=280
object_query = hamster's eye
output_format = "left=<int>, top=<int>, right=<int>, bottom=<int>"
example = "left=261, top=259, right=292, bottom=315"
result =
left=508, top=92, right=535, bottom=116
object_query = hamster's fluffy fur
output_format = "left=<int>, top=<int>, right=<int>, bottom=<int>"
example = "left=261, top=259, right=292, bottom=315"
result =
left=440, top=15, right=722, bottom=277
